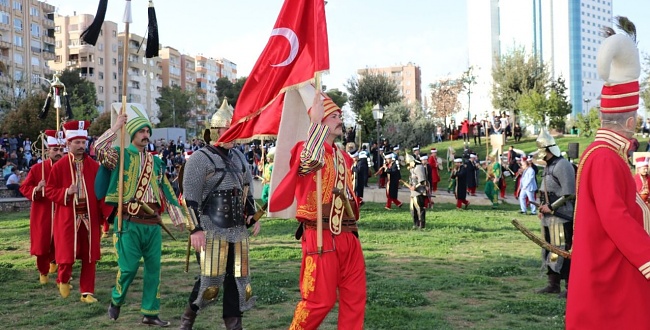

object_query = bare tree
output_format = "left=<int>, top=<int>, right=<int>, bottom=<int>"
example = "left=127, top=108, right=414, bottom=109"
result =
left=429, top=77, right=463, bottom=128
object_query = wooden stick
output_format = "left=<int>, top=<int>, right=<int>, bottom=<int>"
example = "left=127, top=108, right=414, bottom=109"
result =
left=40, top=132, right=45, bottom=197
left=315, top=73, right=323, bottom=255
left=117, top=4, right=131, bottom=233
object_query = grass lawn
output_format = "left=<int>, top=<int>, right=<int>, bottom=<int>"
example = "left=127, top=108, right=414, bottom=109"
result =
left=0, top=201, right=569, bottom=329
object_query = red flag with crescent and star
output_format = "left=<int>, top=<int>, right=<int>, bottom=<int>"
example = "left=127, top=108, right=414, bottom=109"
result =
left=217, top=0, right=329, bottom=144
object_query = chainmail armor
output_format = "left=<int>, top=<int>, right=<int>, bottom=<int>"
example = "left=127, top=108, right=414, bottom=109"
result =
left=182, top=146, right=255, bottom=310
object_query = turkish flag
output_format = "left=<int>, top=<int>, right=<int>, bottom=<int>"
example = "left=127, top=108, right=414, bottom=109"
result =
left=221, top=0, right=329, bottom=141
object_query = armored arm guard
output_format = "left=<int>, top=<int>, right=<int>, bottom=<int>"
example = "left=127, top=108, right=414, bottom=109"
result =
left=549, top=195, right=576, bottom=211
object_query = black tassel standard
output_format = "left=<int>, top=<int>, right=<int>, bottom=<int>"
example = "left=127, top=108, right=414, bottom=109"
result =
left=64, top=92, right=73, bottom=119
left=145, top=1, right=160, bottom=58
left=203, top=129, right=212, bottom=145
left=39, top=93, right=52, bottom=119
left=80, top=0, right=108, bottom=46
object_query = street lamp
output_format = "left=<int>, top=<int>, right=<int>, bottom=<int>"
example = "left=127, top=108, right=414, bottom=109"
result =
left=158, top=98, right=176, bottom=127
left=583, top=98, right=591, bottom=113
left=372, top=103, right=384, bottom=146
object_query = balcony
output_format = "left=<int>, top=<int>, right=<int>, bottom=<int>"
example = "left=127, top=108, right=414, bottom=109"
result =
left=0, top=39, right=10, bottom=49
left=42, top=52, right=55, bottom=60
left=42, top=35, right=55, bottom=44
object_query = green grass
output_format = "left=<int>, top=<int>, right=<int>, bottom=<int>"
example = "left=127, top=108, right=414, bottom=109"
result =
left=0, top=201, right=569, bottom=329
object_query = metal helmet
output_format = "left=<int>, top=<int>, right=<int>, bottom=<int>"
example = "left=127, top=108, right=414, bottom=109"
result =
left=405, top=153, right=418, bottom=167
left=210, top=98, right=234, bottom=129
left=536, top=129, right=561, bottom=158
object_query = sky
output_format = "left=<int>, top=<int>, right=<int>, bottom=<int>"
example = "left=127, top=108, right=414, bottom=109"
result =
left=49, top=0, right=650, bottom=95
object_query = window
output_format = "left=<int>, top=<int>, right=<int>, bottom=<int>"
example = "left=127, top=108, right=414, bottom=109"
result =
left=112, top=44, right=117, bottom=52
left=29, top=6, right=38, bottom=16
left=13, top=53, right=23, bottom=64
left=31, top=73, right=40, bottom=84
left=99, top=57, right=104, bottom=65
left=55, top=40, right=62, bottom=48
left=55, top=55, right=61, bottom=63
left=12, top=1, right=21, bottom=11
left=30, top=23, right=40, bottom=37
left=54, top=25, right=61, bottom=33
left=14, top=35, right=22, bottom=47
left=30, top=40, right=40, bottom=52
left=98, top=43, right=103, bottom=51
left=31, top=56, right=39, bottom=66
left=14, top=70, right=22, bottom=81
left=0, top=11, right=8, bottom=24
left=98, top=86, right=104, bottom=93
left=112, top=30, right=116, bottom=37
left=113, top=86, right=117, bottom=94
left=14, top=17, right=21, bottom=31
left=112, top=72, right=117, bottom=79
left=112, top=58, right=117, bottom=65
left=0, top=0, right=8, bottom=6
left=98, top=72, right=104, bottom=80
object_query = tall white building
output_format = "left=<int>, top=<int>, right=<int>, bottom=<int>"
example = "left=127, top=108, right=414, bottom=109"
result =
left=467, top=0, right=613, bottom=118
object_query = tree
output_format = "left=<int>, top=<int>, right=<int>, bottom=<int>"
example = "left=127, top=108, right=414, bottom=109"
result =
left=345, top=72, right=401, bottom=113
left=325, top=88, right=348, bottom=108
left=641, top=53, right=650, bottom=114
left=58, top=69, right=99, bottom=121
left=89, top=110, right=111, bottom=137
left=0, top=94, right=57, bottom=142
left=429, top=77, right=463, bottom=128
left=516, top=76, right=572, bottom=131
left=575, top=107, right=601, bottom=137
left=492, top=47, right=549, bottom=123
left=216, top=76, right=247, bottom=107
left=156, top=85, right=195, bottom=128
left=381, top=102, right=434, bottom=147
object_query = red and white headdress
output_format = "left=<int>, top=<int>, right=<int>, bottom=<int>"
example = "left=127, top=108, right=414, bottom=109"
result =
left=635, top=157, right=649, bottom=168
left=63, top=120, right=91, bottom=141
left=44, top=129, right=65, bottom=147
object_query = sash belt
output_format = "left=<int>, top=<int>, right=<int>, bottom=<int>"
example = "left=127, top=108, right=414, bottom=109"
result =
left=303, top=219, right=358, bottom=233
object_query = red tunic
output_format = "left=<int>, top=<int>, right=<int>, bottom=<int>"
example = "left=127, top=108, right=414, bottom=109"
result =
left=566, top=129, right=650, bottom=329
left=45, top=154, right=103, bottom=264
left=634, top=173, right=650, bottom=202
left=428, top=156, right=440, bottom=183
left=19, top=159, right=55, bottom=256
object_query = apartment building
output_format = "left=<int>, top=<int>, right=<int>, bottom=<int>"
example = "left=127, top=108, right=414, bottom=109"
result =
left=117, top=32, right=162, bottom=121
left=357, top=62, right=422, bottom=105
left=217, top=57, right=237, bottom=82
left=0, top=0, right=56, bottom=108
left=50, top=13, right=118, bottom=112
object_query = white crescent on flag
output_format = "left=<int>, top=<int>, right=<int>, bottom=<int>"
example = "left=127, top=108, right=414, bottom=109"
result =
left=270, top=27, right=300, bottom=67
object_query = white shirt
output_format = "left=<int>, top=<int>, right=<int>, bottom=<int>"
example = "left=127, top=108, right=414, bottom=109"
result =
left=6, top=173, right=20, bottom=185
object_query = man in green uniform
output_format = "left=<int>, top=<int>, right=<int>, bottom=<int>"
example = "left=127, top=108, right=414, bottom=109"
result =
left=95, top=103, right=186, bottom=327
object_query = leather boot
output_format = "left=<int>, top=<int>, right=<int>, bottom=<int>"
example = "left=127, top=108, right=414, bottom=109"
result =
left=224, top=317, right=242, bottom=330
left=558, top=280, right=568, bottom=299
left=178, top=305, right=197, bottom=330
left=536, top=273, right=561, bottom=294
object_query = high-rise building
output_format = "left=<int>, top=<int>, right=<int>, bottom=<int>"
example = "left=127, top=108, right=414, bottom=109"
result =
left=467, top=0, right=613, bottom=118
left=216, top=57, right=237, bottom=82
left=50, top=14, right=118, bottom=112
left=117, top=32, right=162, bottom=120
left=159, top=46, right=181, bottom=88
left=357, top=62, right=422, bottom=106
left=195, top=55, right=220, bottom=129
left=0, top=0, right=56, bottom=109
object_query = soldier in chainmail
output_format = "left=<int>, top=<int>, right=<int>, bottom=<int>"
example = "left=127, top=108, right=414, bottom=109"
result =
left=406, top=154, right=428, bottom=229
left=535, top=129, right=575, bottom=299
left=178, top=99, right=261, bottom=330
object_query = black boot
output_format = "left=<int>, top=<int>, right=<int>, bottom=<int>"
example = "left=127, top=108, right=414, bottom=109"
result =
left=142, top=315, right=170, bottom=327
left=224, top=317, right=242, bottom=330
left=536, top=273, right=561, bottom=294
left=179, top=305, right=197, bottom=330
left=558, top=279, right=568, bottom=299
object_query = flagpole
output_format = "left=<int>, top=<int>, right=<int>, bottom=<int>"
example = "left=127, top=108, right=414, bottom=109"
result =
left=117, top=0, right=132, bottom=233
left=40, top=131, right=45, bottom=197
left=315, top=73, right=323, bottom=255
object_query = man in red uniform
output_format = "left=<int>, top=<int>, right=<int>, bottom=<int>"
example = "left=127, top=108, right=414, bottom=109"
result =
left=20, top=130, right=65, bottom=285
left=270, top=93, right=366, bottom=330
left=45, top=120, right=104, bottom=303
left=428, top=149, right=441, bottom=196
left=566, top=23, right=650, bottom=328
left=634, top=157, right=650, bottom=204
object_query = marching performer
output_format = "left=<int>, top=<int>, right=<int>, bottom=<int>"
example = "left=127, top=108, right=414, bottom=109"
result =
left=428, top=148, right=441, bottom=196
left=45, top=120, right=104, bottom=303
left=384, top=153, right=403, bottom=210
left=95, top=104, right=186, bottom=326
left=535, top=130, right=575, bottom=298
left=269, top=93, right=366, bottom=329
left=450, top=158, right=470, bottom=209
left=20, top=130, right=65, bottom=284
left=179, top=103, right=260, bottom=330
left=406, top=154, right=428, bottom=229
left=634, top=156, right=650, bottom=204
left=566, top=17, right=650, bottom=328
